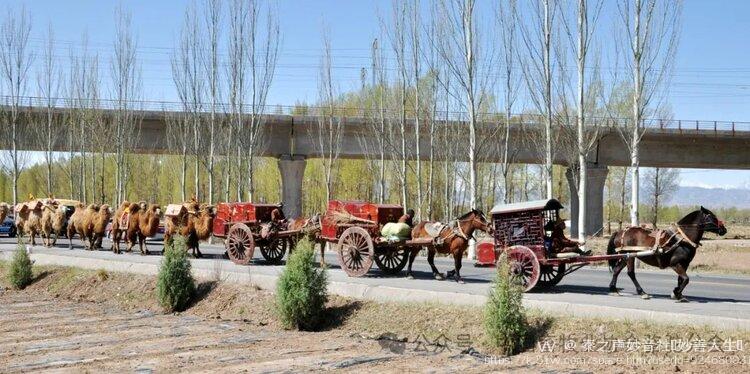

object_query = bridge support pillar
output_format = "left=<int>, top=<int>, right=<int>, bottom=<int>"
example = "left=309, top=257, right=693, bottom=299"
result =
left=278, top=155, right=306, bottom=218
left=566, top=164, right=608, bottom=237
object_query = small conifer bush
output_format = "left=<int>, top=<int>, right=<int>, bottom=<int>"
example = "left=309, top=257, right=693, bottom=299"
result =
left=8, top=243, right=33, bottom=290
left=484, top=254, right=529, bottom=355
left=156, top=235, right=195, bottom=312
left=276, top=238, right=328, bottom=330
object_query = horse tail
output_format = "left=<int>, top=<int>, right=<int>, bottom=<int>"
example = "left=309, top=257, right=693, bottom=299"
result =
left=607, top=233, right=619, bottom=270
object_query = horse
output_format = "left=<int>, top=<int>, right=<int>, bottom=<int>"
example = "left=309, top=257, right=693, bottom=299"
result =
left=286, top=214, right=323, bottom=265
left=408, top=209, right=492, bottom=283
left=606, top=206, right=727, bottom=302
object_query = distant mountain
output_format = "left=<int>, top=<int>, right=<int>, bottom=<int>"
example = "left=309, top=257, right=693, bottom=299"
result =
left=666, top=186, right=750, bottom=208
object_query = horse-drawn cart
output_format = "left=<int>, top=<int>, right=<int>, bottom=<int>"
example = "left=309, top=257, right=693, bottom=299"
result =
left=480, top=199, right=661, bottom=292
left=320, top=200, right=433, bottom=277
left=213, top=202, right=300, bottom=265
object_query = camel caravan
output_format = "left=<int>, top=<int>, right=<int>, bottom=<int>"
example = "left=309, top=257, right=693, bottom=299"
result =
left=0, top=195, right=216, bottom=257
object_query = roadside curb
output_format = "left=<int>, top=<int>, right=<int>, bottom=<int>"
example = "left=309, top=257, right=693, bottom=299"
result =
left=4, top=251, right=750, bottom=331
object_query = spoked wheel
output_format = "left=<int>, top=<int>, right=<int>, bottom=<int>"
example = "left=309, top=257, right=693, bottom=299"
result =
left=336, top=226, right=374, bottom=277
left=260, top=237, right=288, bottom=264
left=503, top=245, right=540, bottom=292
left=536, top=264, right=566, bottom=290
left=226, top=223, right=255, bottom=265
left=374, top=247, right=409, bottom=276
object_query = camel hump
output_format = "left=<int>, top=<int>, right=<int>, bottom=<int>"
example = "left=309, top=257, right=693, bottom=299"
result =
left=128, top=202, right=142, bottom=213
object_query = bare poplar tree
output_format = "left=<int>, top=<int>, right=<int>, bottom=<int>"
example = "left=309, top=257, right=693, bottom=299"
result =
left=35, top=23, right=61, bottom=196
left=497, top=0, right=520, bottom=204
left=203, top=0, right=221, bottom=204
left=435, top=0, right=495, bottom=213
left=0, top=6, right=33, bottom=207
left=616, top=0, right=682, bottom=226
left=408, top=0, right=423, bottom=218
left=518, top=0, right=557, bottom=199
left=111, top=6, right=142, bottom=205
left=227, top=0, right=248, bottom=202
left=313, top=28, right=343, bottom=202
left=244, top=0, right=279, bottom=202
left=165, top=108, right=190, bottom=201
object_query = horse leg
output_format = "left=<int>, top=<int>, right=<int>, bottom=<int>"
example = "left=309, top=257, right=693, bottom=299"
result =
left=626, top=257, right=650, bottom=299
left=671, top=264, right=690, bottom=302
left=406, top=247, right=419, bottom=279
left=450, top=251, right=464, bottom=284
left=427, top=249, right=444, bottom=280
left=608, top=259, right=627, bottom=295
left=319, top=241, right=327, bottom=268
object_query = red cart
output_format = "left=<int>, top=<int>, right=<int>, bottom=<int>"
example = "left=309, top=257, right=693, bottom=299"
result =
left=483, top=199, right=657, bottom=292
left=213, top=202, right=300, bottom=265
left=319, top=200, right=433, bottom=277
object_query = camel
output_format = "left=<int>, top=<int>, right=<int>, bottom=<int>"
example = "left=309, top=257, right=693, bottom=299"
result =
left=15, top=200, right=44, bottom=246
left=66, top=203, right=111, bottom=250
left=123, top=203, right=162, bottom=255
left=39, top=199, right=63, bottom=247
left=110, top=201, right=132, bottom=254
left=164, top=201, right=213, bottom=258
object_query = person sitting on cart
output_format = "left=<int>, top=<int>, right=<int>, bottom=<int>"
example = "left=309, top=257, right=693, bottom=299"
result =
left=544, top=218, right=591, bottom=256
left=398, top=209, right=416, bottom=227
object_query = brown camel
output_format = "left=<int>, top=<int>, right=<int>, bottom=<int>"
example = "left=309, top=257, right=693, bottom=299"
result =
left=164, top=201, right=212, bottom=258
left=110, top=201, right=132, bottom=254
left=67, top=204, right=97, bottom=249
left=124, top=203, right=162, bottom=255
left=40, top=199, right=62, bottom=247
left=15, top=200, right=44, bottom=246
left=86, top=204, right=112, bottom=251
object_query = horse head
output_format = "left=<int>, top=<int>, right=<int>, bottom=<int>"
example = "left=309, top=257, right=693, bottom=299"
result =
left=458, top=209, right=493, bottom=236
left=699, top=206, right=727, bottom=236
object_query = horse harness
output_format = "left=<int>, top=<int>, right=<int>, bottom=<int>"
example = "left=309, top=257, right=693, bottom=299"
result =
left=619, top=224, right=699, bottom=268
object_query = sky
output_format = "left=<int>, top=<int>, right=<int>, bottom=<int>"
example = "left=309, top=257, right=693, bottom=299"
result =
left=7, top=0, right=750, bottom=189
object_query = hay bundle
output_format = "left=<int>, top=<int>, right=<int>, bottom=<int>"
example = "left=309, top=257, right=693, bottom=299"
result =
left=328, top=210, right=376, bottom=226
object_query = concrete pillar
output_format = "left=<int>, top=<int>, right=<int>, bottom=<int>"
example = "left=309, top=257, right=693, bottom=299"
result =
left=278, top=155, right=306, bottom=218
left=566, top=164, right=608, bottom=237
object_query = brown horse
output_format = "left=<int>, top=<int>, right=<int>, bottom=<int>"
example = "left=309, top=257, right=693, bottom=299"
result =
left=286, top=214, right=324, bottom=265
left=607, top=207, right=727, bottom=301
left=408, top=209, right=492, bottom=283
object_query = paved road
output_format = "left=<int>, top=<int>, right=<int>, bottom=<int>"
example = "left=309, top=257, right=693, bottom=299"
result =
left=2, top=236, right=750, bottom=327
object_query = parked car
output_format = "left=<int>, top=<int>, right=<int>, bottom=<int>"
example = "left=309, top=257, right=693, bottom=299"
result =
left=0, top=215, right=16, bottom=237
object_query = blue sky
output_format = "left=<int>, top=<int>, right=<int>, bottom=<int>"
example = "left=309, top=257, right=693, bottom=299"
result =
left=9, top=0, right=750, bottom=188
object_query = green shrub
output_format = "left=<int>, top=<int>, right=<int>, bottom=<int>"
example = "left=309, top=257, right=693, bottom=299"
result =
left=156, top=235, right=195, bottom=312
left=484, top=254, right=528, bottom=355
left=8, top=243, right=33, bottom=289
left=275, top=238, right=328, bottom=330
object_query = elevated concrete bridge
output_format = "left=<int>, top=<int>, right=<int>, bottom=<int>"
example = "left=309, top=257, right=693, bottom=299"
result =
left=8, top=106, right=750, bottom=236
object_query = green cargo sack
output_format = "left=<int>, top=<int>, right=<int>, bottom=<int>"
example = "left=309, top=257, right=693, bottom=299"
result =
left=381, top=222, right=411, bottom=239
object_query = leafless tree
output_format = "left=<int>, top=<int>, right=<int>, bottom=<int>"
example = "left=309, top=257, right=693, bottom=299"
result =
left=408, top=0, right=424, bottom=218
left=615, top=0, right=682, bottom=226
left=35, top=23, right=61, bottom=196
left=243, top=0, right=279, bottom=202
left=518, top=0, right=557, bottom=199
left=644, top=167, right=679, bottom=226
left=111, top=6, right=142, bottom=205
left=172, top=2, right=204, bottom=201
left=0, top=6, right=33, bottom=207
left=496, top=0, right=520, bottom=204
left=227, top=0, right=248, bottom=202
left=313, top=28, right=343, bottom=202
left=203, top=0, right=221, bottom=204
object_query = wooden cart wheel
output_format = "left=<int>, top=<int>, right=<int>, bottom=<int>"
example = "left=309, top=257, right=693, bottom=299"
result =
left=374, top=247, right=409, bottom=275
left=226, top=223, right=255, bottom=265
left=536, top=264, right=566, bottom=290
left=260, top=237, right=288, bottom=264
left=503, top=245, right=540, bottom=292
left=336, top=226, right=374, bottom=277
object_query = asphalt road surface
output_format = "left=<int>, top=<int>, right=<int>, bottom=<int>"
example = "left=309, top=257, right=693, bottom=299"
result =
left=2, top=236, right=749, bottom=324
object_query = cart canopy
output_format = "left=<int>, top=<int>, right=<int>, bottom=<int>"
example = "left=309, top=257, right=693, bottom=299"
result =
left=490, top=199, right=563, bottom=215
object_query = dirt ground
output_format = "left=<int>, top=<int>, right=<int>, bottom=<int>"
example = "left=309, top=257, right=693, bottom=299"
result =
left=1, top=264, right=749, bottom=373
